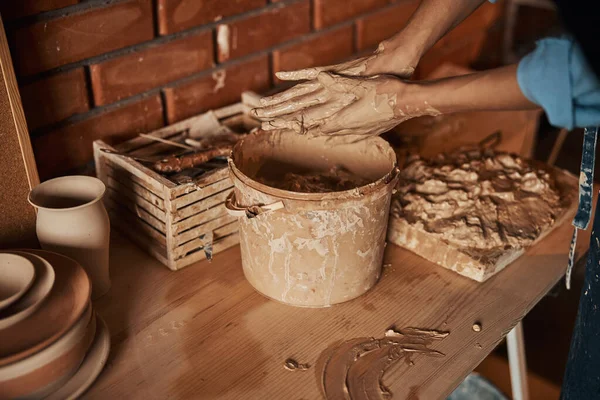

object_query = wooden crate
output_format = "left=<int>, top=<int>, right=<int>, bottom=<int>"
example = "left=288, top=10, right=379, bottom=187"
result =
left=93, top=92, right=261, bottom=270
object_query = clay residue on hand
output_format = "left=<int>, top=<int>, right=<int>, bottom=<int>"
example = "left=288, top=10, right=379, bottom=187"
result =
left=393, top=149, right=563, bottom=261
left=320, top=328, right=448, bottom=400
left=257, top=166, right=371, bottom=193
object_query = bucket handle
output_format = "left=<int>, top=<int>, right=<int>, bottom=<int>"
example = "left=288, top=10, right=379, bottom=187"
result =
left=225, top=192, right=284, bottom=218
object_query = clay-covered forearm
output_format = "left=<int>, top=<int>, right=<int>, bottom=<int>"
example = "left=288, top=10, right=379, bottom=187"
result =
left=405, top=64, right=539, bottom=115
left=382, top=0, right=488, bottom=65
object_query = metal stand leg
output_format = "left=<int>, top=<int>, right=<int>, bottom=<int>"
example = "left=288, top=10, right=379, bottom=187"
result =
left=507, top=322, right=529, bottom=400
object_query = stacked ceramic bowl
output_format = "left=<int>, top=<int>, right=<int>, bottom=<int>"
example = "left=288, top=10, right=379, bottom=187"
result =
left=0, top=250, right=110, bottom=400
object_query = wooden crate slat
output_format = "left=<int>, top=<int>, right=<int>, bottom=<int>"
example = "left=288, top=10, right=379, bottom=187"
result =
left=106, top=193, right=167, bottom=234
left=214, top=221, right=238, bottom=238
left=172, top=203, right=228, bottom=234
left=174, top=214, right=237, bottom=247
left=110, top=214, right=171, bottom=268
left=174, top=189, right=232, bottom=222
left=173, top=216, right=237, bottom=258
left=106, top=182, right=167, bottom=223
left=105, top=161, right=165, bottom=200
left=172, top=176, right=232, bottom=209
left=173, top=233, right=240, bottom=270
left=106, top=172, right=165, bottom=210
left=170, top=168, right=230, bottom=199
left=95, top=141, right=176, bottom=191
left=106, top=205, right=167, bottom=246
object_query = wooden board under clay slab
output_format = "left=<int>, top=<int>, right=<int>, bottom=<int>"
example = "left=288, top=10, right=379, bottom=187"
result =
left=0, top=17, right=39, bottom=249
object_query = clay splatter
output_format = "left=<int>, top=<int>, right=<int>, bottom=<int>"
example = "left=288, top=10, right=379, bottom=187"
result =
left=319, top=328, right=449, bottom=399
left=284, top=358, right=310, bottom=371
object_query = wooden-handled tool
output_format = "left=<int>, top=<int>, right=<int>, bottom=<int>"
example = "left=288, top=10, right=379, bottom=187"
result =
left=152, top=145, right=232, bottom=173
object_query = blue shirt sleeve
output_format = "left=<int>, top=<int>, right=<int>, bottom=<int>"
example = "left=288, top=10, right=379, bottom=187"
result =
left=517, top=38, right=600, bottom=130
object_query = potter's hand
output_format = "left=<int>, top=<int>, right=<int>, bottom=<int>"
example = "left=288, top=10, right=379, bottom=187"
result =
left=252, top=72, right=437, bottom=137
left=275, top=42, right=417, bottom=82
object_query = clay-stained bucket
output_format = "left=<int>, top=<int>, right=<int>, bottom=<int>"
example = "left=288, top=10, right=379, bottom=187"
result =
left=227, top=130, right=399, bottom=307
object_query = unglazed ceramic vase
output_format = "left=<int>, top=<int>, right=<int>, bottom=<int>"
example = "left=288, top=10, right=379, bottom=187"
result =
left=28, top=176, right=110, bottom=299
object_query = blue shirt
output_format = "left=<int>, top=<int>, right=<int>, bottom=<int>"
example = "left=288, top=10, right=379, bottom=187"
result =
left=517, top=38, right=600, bottom=130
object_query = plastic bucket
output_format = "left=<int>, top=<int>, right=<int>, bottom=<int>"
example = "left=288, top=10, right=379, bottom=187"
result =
left=227, top=130, right=399, bottom=307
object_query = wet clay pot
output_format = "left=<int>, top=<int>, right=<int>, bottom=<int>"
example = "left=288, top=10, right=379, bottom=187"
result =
left=228, top=130, right=399, bottom=307
left=29, top=176, right=110, bottom=299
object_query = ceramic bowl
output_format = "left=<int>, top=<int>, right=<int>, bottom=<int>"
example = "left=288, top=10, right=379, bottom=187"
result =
left=0, top=252, right=55, bottom=330
left=0, top=249, right=90, bottom=366
left=45, top=314, right=111, bottom=400
left=0, top=304, right=94, bottom=400
left=0, top=254, right=36, bottom=311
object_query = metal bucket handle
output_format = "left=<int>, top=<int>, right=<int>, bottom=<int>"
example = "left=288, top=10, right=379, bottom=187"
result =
left=225, top=192, right=284, bottom=218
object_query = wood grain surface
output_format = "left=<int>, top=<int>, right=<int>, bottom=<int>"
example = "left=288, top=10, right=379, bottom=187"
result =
left=0, top=17, right=39, bottom=249
left=88, top=212, right=590, bottom=399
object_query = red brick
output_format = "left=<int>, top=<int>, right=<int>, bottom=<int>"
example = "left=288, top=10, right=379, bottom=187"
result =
left=314, top=0, right=390, bottom=29
left=90, top=31, right=214, bottom=106
left=20, top=68, right=89, bottom=131
left=416, top=32, right=487, bottom=79
left=216, top=1, right=310, bottom=63
left=33, top=95, right=164, bottom=179
left=272, top=25, right=354, bottom=79
left=356, top=1, right=419, bottom=51
left=10, top=0, right=154, bottom=77
left=157, top=0, right=266, bottom=35
left=0, top=0, right=78, bottom=20
left=164, top=56, right=270, bottom=123
left=432, top=2, right=500, bottom=51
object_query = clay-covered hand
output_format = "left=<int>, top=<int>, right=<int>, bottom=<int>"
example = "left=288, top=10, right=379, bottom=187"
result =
left=275, top=42, right=416, bottom=81
left=252, top=72, right=439, bottom=137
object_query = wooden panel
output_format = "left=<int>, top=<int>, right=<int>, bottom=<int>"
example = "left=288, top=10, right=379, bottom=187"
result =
left=172, top=177, right=232, bottom=209
left=173, top=215, right=237, bottom=255
left=106, top=204, right=167, bottom=247
left=171, top=168, right=230, bottom=199
left=174, top=189, right=232, bottom=222
left=172, top=203, right=229, bottom=235
left=0, top=17, right=38, bottom=249
left=87, top=204, right=590, bottom=398
left=105, top=192, right=166, bottom=234
left=105, top=173, right=165, bottom=210
left=172, top=232, right=240, bottom=269
left=106, top=183, right=167, bottom=223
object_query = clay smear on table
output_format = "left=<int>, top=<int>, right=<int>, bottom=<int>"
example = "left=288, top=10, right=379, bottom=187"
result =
left=393, top=149, right=563, bottom=259
left=319, top=328, right=448, bottom=400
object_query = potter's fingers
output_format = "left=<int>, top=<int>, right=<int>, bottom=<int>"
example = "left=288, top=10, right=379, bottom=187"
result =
left=263, top=102, right=345, bottom=134
left=259, top=81, right=321, bottom=106
left=316, top=71, right=365, bottom=96
left=261, top=119, right=306, bottom=133
left=252, top=88, right=329, bottom=119
left=276, top=67, right=324, bottom=81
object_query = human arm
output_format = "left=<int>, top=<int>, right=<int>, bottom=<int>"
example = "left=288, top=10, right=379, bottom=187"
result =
left=276, top=0, right=488, bottom=80
left=254, top=37, right=600, bottom=136
left=254, top=65, right=536, bottom=136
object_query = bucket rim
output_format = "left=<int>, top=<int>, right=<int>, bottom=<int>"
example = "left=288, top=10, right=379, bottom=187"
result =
left=228, top=135, right=399, bottom=201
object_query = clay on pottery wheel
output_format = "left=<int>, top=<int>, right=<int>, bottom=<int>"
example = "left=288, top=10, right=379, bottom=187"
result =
left=0, top=250, right=90, bottom=366
left=0, top=254, right=35, bottom=311
left=0, top=252, right=55, bottom=330
left=29, top=176, right=111, bottom=300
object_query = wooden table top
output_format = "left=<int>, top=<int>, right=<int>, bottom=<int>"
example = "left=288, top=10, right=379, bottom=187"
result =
left=87, top=212, right=590, bottom=399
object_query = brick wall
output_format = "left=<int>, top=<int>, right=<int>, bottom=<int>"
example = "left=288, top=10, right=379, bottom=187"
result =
left=1, top=0, right=502, bottom=180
